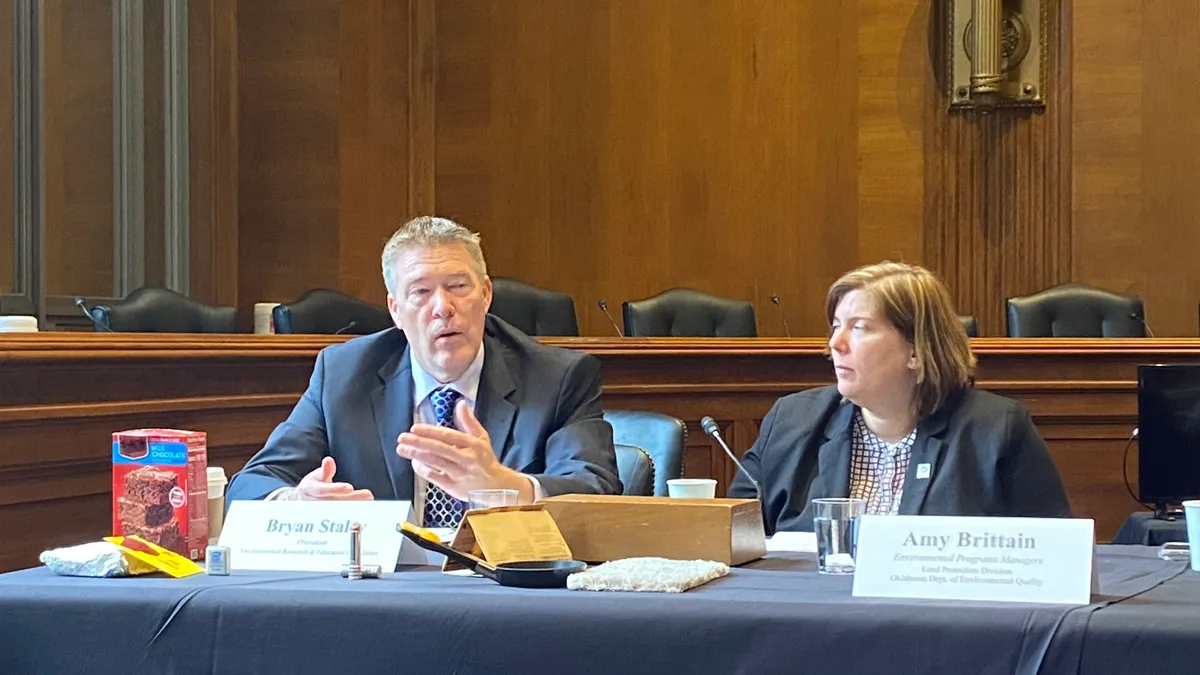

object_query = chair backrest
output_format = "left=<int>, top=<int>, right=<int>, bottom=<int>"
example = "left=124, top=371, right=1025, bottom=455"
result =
left=622, top=288, right=756, bottom=337
left=602, top=409, right=685, bottom=496
left=272, top=289, right=393, bottom=335
left=1006, top=283, right=1145, bottom=337
left=614, top=443, right=655, bottom=496
left=959, top=315, right=979, bottom=338
left=92, top=287, right=237, bottom=333
left=488, top=277, right=579, bottom=337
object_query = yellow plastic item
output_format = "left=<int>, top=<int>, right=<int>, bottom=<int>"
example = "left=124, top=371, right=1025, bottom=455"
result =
left=104, top=535, right=205, bottom=578
left=398, top=521, right=442, bottom=544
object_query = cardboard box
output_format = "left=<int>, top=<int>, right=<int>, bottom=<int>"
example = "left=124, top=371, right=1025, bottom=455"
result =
left=112, top=429, right=209, bottom=560
left=540, top=494, right=767, bottom=566
left=442, top=504, right=574, bottom=572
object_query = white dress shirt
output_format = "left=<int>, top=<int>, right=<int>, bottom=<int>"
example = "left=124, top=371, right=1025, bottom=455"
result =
left=409, top=344, right=544, bottom=521
left=408, top=343, right=485, bottom=522
left=274, top=342, right=542, bottom=517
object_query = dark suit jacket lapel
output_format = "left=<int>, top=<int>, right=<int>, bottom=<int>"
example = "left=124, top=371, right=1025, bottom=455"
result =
left=898, top=404, right=950, bottom=515
left=475, top=334, right=516, bottom=461
left=812, top=399, right=856, bottom=499
left=371, top=345, right=415, bottom=500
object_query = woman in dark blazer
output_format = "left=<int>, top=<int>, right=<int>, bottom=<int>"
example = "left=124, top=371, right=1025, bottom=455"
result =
left=729, top=262, right=1071, bottom=535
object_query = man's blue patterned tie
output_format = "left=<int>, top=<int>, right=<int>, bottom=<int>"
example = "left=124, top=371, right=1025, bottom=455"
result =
left=422, top=387, right=466, bottom=527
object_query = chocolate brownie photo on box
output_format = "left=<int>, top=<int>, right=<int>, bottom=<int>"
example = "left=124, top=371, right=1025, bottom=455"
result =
left=117, top=496, right=173, bottom=528
left=129, top=519, right=183, bottom=552
left=123, top=466, right=178, bottom=505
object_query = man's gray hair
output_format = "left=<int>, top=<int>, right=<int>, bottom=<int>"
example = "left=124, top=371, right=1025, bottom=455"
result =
left=381, top=216, right=488, bottom=295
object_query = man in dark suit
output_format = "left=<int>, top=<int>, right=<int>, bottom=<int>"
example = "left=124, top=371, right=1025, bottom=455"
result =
left=227, top=217, right=621, bottom=526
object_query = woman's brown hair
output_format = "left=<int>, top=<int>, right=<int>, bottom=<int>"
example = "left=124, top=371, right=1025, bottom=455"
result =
left=825, top=262, right=977, bottom=418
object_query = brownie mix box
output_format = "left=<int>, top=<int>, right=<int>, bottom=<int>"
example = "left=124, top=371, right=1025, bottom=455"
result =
left=112, top=429, right=209, bottom=561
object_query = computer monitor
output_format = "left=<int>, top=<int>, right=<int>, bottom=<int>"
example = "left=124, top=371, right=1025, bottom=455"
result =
left=1137, top=364, right=1200, bottom=512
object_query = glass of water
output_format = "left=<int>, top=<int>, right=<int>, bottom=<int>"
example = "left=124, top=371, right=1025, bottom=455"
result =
left=812, top=497, right=867, bottom=575
left=468, top=489, right=519, bottom=511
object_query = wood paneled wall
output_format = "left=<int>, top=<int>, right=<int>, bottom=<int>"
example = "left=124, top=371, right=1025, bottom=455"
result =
left=236, top=1, right=342, bottom=322
left=434, top=0, right=862, bottom=337
left=429, top=0, right=1074, bottom=337
left=25, top=0, right=1200, bottom=337
left=1, top=0, right=242, bottom=311
left=225, top=0, right=1103, bottom=337
left=925, top=1, right=1074, bottom=336
left=142, top=2, right=166, bottom=288
left=188, top=0, right=239, bottom=307
left=0, top=10, right=12, bottom=294
left=232, top=0, right=433, bottom=327
left=1072, top=0, right=1200, bottom=338
left=41, top=0, right=114, bottom=298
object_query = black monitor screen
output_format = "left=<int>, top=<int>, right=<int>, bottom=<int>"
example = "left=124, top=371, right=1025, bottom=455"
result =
left=1138, top=364, right=1200, bottom=504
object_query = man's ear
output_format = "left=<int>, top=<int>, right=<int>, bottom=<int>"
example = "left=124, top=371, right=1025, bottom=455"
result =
left=386, top=293, right=403, bottom=329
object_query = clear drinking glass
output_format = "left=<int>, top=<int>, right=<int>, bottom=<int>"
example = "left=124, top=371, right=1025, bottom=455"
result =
left=468, top=489, right=520, bottom=511
left=812, top=497, right=867, bottom=574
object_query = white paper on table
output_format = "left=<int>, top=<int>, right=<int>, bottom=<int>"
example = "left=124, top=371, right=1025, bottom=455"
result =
left=766, top=531, right=818, bottom=553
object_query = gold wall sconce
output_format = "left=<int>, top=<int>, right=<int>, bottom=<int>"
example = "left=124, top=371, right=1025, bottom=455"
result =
left=948, top=0, right=1046, bottom=111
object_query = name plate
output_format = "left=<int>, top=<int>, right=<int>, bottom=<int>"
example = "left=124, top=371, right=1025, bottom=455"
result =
left=221, top=500, right=421, bottom=572
left=851, top=515, right=1096, bottom=605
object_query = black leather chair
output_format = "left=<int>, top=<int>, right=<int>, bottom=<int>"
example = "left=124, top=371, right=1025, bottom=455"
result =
left=603, top=410, right=685, bottom=497
left=622, top=288, right=757, bottom=337
left=488, top=277, right=578, bottom=337
left=91, top=287, right=237, bottom=333
left=272, top=289, right=393, bottom=335
left=1006, top=283, right=1146, bottom=337
left=959, top=315, right=979, bottom=338
left=614, top=443, right=655, bottom=496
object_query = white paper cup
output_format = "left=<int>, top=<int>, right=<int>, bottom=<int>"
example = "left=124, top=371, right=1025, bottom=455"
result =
left=253, top=303, right=280, bottom=334
left=0, top=316, right=38, bottom=333
left=1184, top=500, right=1200, bottom=572
left=208, top=467, right=228, bottom=544
left=667, top=478, right=717, bottom=499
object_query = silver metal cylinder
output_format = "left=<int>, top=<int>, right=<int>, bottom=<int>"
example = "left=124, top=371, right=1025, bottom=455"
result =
left=347, top=522, right=363, bottom=580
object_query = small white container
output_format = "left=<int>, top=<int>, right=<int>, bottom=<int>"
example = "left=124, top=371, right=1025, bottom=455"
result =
left=253, top=303, right=280, bottom=334
left=0, top=316, right=38, bottom=333
left=666, top=478, right=718, bottom=499
left=207, top=467, right=228, bottom=544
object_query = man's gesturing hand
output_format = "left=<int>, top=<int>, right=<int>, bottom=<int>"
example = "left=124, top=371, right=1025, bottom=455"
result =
left=294, top=457, right=374, bottom=501
left=396, top=400, right=532, bottom=502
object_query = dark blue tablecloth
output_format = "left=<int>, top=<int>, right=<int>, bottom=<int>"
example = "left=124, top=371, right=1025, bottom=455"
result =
left=0, top=546, right=1189, bottom=675
left=1080, top=554, right=1200, bottom=674
left=1112, top=511, right=1189, bottom=546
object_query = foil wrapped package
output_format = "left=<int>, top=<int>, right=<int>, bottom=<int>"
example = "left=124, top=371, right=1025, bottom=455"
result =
left=40, top=542, right=134, bottom=578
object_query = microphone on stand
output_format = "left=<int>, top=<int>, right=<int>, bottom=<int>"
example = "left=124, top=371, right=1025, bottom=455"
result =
left=770, top=294, right=792, bottom=338
left=1129, top=312, right=1156, bottom=338
left=334, top=320, right=359, bottom=336
left=597, top=299, right=624, bottom=337
left=74, top=297, right=112, bottom=332
left=701, top=416, right=759, bottom=499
